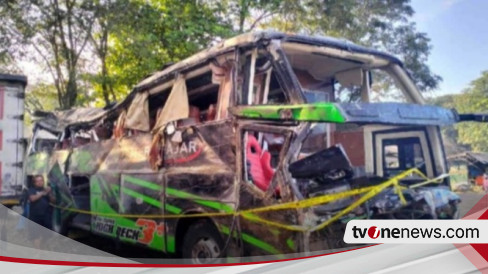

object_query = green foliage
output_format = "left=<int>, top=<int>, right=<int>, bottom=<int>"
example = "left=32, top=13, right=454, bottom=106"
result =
left=105, top=0, right=233, bottom=98
left=84, top=0, right=133, bottom=107
left=0, top=0, right=96, bottom=109
left=432, top=72, right=488, bottom=153
left=24, top=83, right=60, bottom=126
left=453, top=71, right=488, bottom=152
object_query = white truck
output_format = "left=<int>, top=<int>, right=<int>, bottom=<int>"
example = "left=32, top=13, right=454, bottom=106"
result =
left=0, top=74, right=26, bottom=208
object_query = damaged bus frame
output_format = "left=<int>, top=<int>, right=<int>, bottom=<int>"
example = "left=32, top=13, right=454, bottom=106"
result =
left=25, top=31, right=488, bottom=262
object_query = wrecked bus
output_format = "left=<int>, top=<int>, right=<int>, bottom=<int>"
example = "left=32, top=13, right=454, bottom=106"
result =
left=24, top=31, right=486, bottom=262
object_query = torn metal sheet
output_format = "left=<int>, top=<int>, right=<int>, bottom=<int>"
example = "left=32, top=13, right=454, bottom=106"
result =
left=68, top=140, right=116, bottom=175
left=125, top=91, right=150, bottom=132
left=34, top=107, right=107, bottom=133
left=153, top=76, right=190, bottom=132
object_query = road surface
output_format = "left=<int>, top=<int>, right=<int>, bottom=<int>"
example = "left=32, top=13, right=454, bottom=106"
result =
left=459, top=191, right=485, bottom=217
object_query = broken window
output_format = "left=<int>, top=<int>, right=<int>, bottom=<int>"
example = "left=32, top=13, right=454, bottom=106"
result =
left=210, top=60, right=234, bottom=120
left=71, top=130, right=92, bottom=147
left=148, top=59, right=234, bottom=132
left=369, top=69, right=408, bottom=103
left=111, top=91, right=152, bottom=139
left=282, top=42, right=409, bottom=103
left=187, top=71, right=220, bottom=123
left=30, top=128, right=58, bottom=154
left=92, top=120, right=114, bottom=141
left=70, top=176, right=90, bottom=195
left=238, top=51, right=288, bottom=106
left=148, top=88, right=171, bottom=130
left=299, top=124, right=329, bottom=157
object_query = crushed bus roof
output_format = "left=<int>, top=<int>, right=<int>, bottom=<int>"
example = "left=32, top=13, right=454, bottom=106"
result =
left=32, top=31, right=411, bottom=133
left=33, top=107, right=108, bottom=133
left=135, top=31, right=404, bottom=92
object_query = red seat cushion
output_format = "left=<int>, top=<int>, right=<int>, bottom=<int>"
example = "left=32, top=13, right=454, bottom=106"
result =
left=246, top=135, right=274, bottom=192
left=261, top=151, right=274, bottom=180
left=189, top=106, right=201, bottom=123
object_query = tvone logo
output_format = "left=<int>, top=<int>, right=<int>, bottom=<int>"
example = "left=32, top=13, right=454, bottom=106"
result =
left=368, top=226, right=380, bottom=239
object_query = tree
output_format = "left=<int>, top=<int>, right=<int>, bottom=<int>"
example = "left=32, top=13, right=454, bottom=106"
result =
left=0, top=0, right=95, bottom=109
left=84, top=0, right=135, bottom=106
left=431, top=72, right=488, bottom=153
left=104, top=0, right=233, bottom=96
left=0, top=53, right=22, bottom=74
left=24, top=83, right=60, bottom=126
left=226, top=0, right=442, bottom=92
left=452, top=71, right=488, bottom=152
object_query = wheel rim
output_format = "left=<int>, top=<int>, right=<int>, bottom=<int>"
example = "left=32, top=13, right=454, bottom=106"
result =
left=190, top=237, right=221, bottom=263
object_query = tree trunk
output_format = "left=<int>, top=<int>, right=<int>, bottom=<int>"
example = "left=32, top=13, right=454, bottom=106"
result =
left=100, top=57, right=112, bottom=106
left=64, top=69, right=78, bottom=109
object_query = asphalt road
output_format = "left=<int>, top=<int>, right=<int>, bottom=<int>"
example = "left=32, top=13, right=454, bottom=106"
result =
left=458, top=191, right=486, bottom=217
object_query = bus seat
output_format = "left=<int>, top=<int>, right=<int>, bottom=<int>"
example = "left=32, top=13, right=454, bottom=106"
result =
left=206, top=104, right=216, bottom=121
left=189, top=105, right=201, bottom=124
left=246, top=135, right=274, bottom=192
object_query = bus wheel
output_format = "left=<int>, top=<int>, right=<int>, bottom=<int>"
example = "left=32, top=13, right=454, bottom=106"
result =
left=182, top=221, right=224, bottom=263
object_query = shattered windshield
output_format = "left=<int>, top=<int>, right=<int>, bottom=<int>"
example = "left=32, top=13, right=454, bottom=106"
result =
left=283, top=43, right=408, bottom=104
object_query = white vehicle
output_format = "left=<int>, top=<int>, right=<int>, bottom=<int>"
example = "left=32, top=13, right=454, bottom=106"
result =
left=0, top=74, right=26, bottom=207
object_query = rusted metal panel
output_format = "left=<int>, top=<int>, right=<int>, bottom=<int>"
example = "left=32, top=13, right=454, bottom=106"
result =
left=68, top=140, right=116, bottom=175
left=238, top=182, right=299, bottom=256
left=100, top=134, right=154, bottom=173
left=194, top=120, right=236, bottom=171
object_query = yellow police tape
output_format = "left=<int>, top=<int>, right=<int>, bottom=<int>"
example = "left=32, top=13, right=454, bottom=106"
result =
left=51, top=168, right=446, bottom=233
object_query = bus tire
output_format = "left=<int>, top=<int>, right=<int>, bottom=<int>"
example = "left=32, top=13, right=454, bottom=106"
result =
left=182, top=221, right=224, bottom=263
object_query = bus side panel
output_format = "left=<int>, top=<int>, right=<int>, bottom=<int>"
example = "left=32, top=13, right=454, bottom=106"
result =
left=164, top=172, right=237, bottom=255
left=162, top=124, right=238, bottom=255
left=90, top=172, right=167, bottom=251
left=90, top=134, right=168, bottom=251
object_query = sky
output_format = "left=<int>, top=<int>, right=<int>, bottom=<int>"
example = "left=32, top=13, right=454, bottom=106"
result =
left=410, top=0, right=488, bottom=96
